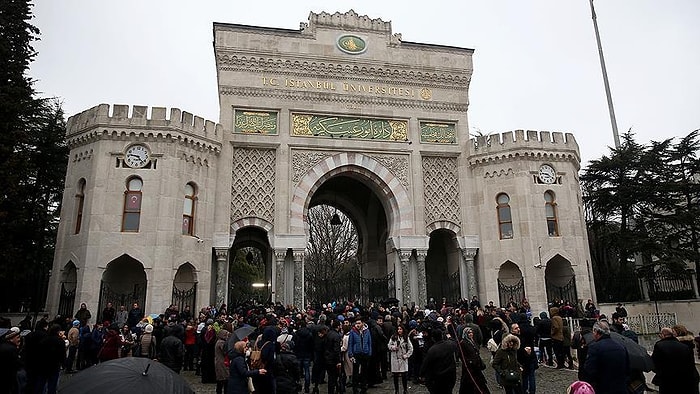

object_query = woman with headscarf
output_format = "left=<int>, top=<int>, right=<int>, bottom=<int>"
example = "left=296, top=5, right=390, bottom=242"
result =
left=227, top=341, right=267, bottom=394
left=214, top=329, right=231, bottom=394
left=458, top=328, right=490, bottom=394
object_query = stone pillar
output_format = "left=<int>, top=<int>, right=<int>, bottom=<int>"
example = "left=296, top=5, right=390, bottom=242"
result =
left=416, top=250, right=428, bottom=308
left=214, top=248, right=229, bottom=307
left=293, top=250, right=305, bottom=308
left=398, top=250, right=412, bottom=305
left=274, top=250, right=287, bottom=304
left=461, top=248, right=478, bottom=300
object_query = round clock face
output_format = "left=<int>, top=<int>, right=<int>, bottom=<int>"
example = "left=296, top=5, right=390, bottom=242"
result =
left=124, top=144, right=150, bottom=168
left=538, top=164, right=556, bottom=184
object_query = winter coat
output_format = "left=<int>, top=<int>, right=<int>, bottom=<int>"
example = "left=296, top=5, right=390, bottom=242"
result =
left=419, top=339, right=457, bottom=389
left=160, top=334, right=185, bottom=373
left=652, top=336, right=700, bottom=394
left=340, top=332, right=353, bottom=377
left=550, top=307, right=564, bottom=341
left=388, top=335, right=413, bottom=373
left=98, top=329, right=121, bottom=361
left=274, top=350, right=301, bottom=394
left=214, top=330, right=230, bottom=381
left=492, top=336, right=522, bottom=387
left=227, top=349, right=263, bottom=394
left=323, top=329, right=342, bottom=366
left=583, top=334, right=629, bottom=394
left=347, top=324, right=372, bottom=357
left=38, top=334, right=66, bottom=376
left=292, top=326, right=314, bottom=360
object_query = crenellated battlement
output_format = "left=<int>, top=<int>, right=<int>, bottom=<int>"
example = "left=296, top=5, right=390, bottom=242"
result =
left=305, top=10, right=391, bottom=34
left=67, top=104, right=223, bottom=144
left=468, top=130, right=580, bottom=164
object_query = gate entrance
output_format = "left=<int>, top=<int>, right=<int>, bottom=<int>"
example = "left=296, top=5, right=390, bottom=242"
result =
left=98, top=255, right=147, bottom=316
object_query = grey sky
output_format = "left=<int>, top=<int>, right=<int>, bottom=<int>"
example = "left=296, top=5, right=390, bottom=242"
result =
left=31, top=1, right=699, bottom=165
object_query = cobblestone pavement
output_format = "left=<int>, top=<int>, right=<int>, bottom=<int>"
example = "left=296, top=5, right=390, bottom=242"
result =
left=180, top=348, right=589, bottom=394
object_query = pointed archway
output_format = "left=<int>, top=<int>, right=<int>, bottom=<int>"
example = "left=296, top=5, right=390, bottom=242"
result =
left=498, top=261, right=525, bottom=308
left=99, top=255, right=147, bottom=316
left=544, top=255, right=577, bottom=305
left=172, top=263, right=197, bottom=316
left=58, top=261, right=78, bottom=319
left=229, top=226, right=271, bottom=306
left=425, top=229, right=460, bottom=304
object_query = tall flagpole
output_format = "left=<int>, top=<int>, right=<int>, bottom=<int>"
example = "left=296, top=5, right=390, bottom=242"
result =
left=589, top=0, right=620, bottom=148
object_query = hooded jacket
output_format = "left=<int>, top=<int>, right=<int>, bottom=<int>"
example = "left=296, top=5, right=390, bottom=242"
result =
left=550, top=307, right=564, bottom=341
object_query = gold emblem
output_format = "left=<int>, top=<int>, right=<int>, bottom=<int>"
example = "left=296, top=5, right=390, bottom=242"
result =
left=420, top=88, right=432, bottom=100
left=337, top=35, right=367, bottom=54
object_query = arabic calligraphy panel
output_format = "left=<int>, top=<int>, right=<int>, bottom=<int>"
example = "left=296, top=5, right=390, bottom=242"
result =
left=234, top=110, right=278, bottom=134
left=291, top=113, right=407, bottom=141
left=420, top=122, right=456, bottom=144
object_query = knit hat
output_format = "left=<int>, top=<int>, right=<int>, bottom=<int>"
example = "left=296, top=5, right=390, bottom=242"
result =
left=144, top=324, right=154, bottom=333
left=72, top=320, right=80, bottom=326
left=567, top=381, right=594, bottom=394
left=539, top=311, right=548, bottom=319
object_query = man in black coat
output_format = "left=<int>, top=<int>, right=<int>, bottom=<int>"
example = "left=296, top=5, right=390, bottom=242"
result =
left=419, top=329, right=457, bottom=394
left=320, top=321, right=343, bottom=394
left=160, top=325, right=185, bottom=373
left=293, top=318, right=314, bottom=393
left=651, top=327, right=700, bottom=393
left=583, top=321, right=629, bottom=394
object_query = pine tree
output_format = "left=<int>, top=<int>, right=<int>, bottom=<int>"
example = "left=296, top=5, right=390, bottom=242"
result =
left=0, top=0, right=68, bottom=312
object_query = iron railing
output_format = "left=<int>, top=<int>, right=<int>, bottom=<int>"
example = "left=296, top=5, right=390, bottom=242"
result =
left=498, top=278, right=525, bottom=308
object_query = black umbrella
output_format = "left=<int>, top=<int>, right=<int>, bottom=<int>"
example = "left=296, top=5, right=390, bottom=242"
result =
left=609, top=331, right=654, bottom=372
left=233, top=324, right=256, bottom=342
left=58, top=357, right=194, bottom=394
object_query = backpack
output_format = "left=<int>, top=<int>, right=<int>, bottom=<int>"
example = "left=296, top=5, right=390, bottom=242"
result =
left=250, top=341, right=269, bottom=369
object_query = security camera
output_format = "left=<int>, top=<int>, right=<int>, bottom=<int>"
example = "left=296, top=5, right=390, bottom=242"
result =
left=534, top=263, right=542, bottom=269
left=197, top=238, right=204, bottom=244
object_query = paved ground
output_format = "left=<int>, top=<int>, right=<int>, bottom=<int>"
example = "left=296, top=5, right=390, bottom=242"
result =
left=60, top=348, right=663, bottom=393
left=180, top=349, right=596, bottom=394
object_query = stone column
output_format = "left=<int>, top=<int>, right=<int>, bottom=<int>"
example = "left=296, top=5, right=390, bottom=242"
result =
left=416, top=250, right=428, bottom=308
left=398, top=250, right=412, bottom=305
left=461, top=248, right=478, bottom=299
left=274, top=250, right=287, bottom=305
left=293, top=250, right=305, bottom=308
left=214, top=248, right=229, bottom=307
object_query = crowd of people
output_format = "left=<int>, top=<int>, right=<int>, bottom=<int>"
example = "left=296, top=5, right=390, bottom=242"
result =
left=0, top=296, right=699, bottom=394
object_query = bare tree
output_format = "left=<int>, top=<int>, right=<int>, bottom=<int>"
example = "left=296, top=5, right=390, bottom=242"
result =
left=304, top=204, right=358, bottom=303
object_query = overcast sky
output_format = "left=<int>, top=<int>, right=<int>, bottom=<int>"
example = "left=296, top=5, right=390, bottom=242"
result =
left=31, top=1, right=699, bottom=166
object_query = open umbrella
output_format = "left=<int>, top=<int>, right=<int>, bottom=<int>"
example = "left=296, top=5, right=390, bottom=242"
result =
left=609, top=331, right=654, bottom=372
left=233, top=324, right=256, bottom=342
left=58, top=357, right=194, bottom=394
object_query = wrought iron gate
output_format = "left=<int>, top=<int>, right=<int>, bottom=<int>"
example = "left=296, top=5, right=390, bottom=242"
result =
left=58, top=282, right=76, bottom=318
left=172, top=283, right=197, bottom=314
left=546, top=276, right=578, bottom=304
left=305, top=271, right=395, bottom=305
left=98, top=282, right=146, bottom=317
left=498, top=278, right=525, bottom=308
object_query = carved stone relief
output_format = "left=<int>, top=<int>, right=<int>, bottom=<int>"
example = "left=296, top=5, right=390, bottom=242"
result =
left=231, top=148, right=275, bottom=224
left=422, top=156, right=461, bottom=226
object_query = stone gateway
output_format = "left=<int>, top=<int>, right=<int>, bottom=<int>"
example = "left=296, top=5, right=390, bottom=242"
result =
left=47, top=10, right=594, bottom=318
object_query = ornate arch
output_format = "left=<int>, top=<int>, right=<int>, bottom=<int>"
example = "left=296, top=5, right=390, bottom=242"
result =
left=231, top=217, right=274, bottom=235
left=290, top=152, right=412, bottom=236
left=426, top=220, right=461, bottom=235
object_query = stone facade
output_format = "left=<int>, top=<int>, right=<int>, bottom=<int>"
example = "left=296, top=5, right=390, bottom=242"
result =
left=47, top=10, right=594, bottom=318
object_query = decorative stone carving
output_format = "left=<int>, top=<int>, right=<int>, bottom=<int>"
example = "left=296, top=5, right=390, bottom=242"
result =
left=291, top=151, right=334, bottom=183
left=231, top=148, right=275, bottom=224
left=416, top=250, right=428, bottom=307
left=398, top=250, right=412, bottom=304
left=461, top=248, right=478, bottom=299
left=214, top=249, right=229, bottom=306
left=422, top=156, right=461, bottom=226
left=369, top=154, right=409, bottom=189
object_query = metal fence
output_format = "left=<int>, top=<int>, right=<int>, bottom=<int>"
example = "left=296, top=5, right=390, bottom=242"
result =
left=594, top=265, right=697, bottom=303
left=305, top=271, right=395, bottom=305
left=498, top=278, right=525, bottom=308
left=565, top=312, right=677, bottom=335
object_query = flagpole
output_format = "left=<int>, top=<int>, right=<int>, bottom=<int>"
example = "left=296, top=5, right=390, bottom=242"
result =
left=589, top=0, right=620, bottom=148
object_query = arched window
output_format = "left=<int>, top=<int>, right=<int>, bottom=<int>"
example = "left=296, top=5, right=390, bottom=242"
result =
left=74, top=179, right=86, bottom=234
left=544, top=191, right=559, bottom=236
left=497, top=193, right=513, bottom=239
left=122, top=177, right=143, bottom=232
left=183, top=183, right=196, bottom=235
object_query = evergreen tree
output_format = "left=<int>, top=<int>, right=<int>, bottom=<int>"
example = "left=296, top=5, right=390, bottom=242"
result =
left=0, top=1, right=68, bottom=312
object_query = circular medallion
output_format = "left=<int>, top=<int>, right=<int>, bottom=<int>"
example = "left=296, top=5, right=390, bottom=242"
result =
left=337, top=35, right=367, bottom=55
left=420, top=87, right=432, bottom=100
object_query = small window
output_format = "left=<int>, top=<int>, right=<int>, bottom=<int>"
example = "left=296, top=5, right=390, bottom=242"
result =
left=545, top=191, right=559, bottom=236
left=74, top=179, right=86, bottom=234
left=183, top=183, right=196, bottom=235
left=497, top=193, right=513, bottom=239
left=122, top=177, right=143, bottom=232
